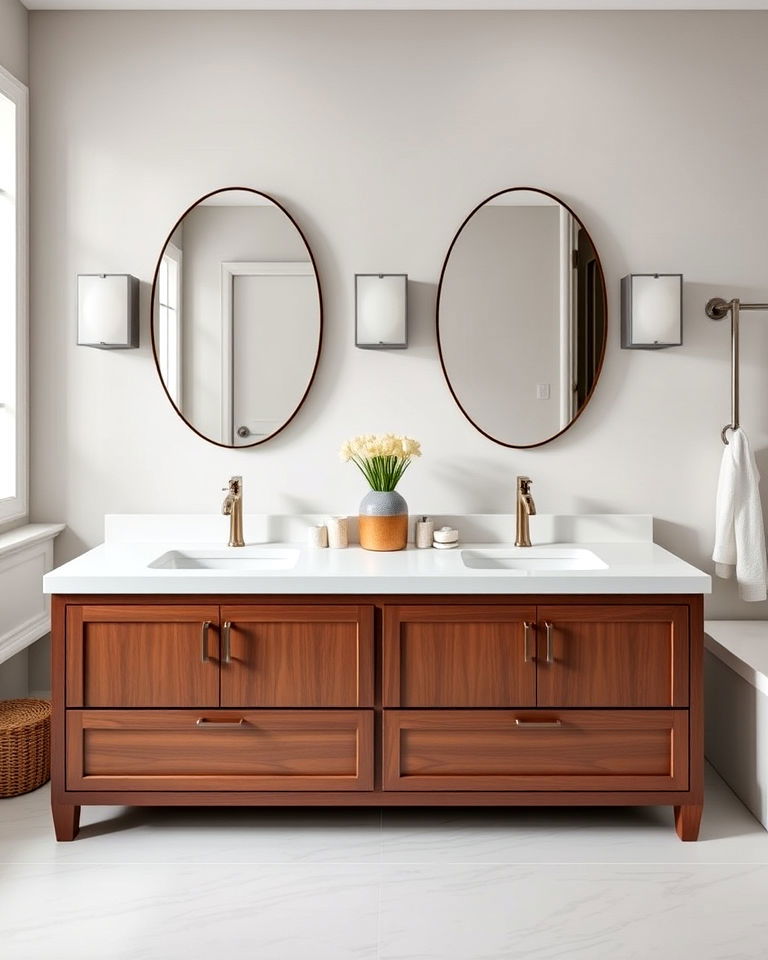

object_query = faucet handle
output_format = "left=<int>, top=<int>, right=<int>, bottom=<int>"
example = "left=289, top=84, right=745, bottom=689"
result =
left=222, top=475, right=242, bottom=493
left=517, top=475, right=532, bottom=492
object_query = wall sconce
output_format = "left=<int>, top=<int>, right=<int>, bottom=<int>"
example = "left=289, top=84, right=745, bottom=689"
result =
left=77, top=274, right=139, bottom=349
left=621, top=274, right=683, bottom=349
left=355, top=274, right=407, bottom=349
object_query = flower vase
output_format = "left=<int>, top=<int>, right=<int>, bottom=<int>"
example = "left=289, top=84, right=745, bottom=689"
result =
left=358, top=490, right=408, bottom=551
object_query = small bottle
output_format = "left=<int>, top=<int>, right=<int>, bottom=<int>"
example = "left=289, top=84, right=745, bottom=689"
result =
left=415, top=516, right=435, bottom=549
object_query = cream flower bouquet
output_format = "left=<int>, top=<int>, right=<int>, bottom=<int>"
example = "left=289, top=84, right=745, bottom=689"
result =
left=340, top=434, right=422, bottom=551
left=339, top=433, right=422, bottom=492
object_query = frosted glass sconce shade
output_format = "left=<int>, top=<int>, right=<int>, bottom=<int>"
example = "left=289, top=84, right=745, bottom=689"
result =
left=621, top=274, right=683, bottom=349
left=77, top=274, right=139, bottom=348
left=355, top=274, right=408, bottom=348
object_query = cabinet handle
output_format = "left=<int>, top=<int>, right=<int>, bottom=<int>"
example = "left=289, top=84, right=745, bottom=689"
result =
left=222, top=620, right=232, bottom=664
left=200, top=621, right=212, bottom=663
left=196, top=717, right=245, bottom=729
left=523, top=621, right=535, bottom=662
left=544, top=621, right=554, bottom=663
left=515, top=718, right=562, bottom=729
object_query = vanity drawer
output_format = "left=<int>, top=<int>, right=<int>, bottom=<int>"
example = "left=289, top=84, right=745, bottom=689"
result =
left=382, top=710, right=688, bottom=791
left=66, top=709, right=374, bottom=791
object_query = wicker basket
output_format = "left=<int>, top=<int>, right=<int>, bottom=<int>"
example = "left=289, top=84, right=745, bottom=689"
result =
left=0, top=699, right=51, bottom=798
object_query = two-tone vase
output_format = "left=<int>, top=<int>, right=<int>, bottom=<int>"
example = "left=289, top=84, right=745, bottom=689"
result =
left=358, top=490, right=408, bottom=551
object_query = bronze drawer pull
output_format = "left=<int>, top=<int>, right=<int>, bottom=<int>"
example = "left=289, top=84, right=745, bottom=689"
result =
left=523, top=621, right=535, bottom=662
left=200, top=621, right=212, bottom=663
left=222, top=620, right=232, bottom=663
left=544, top=621, right=554, bottom=663
left=515, top=719, right=562, bottom=729
left=196, top=717, right=245, bottom=729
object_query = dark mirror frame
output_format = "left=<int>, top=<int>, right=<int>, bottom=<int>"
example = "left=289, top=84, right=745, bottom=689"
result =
left=436, top=186, right=607, bottom=450
left=150, top=186, right=324, bottom=450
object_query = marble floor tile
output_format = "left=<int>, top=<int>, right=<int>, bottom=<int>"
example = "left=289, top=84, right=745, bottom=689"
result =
left=1, top=764, right=767, bottom=959
left=0, top=786, right=383, bottom=865
left=378, top=862, right=768, bottom=960
left=0, top=862, right=380, bottom=960
left=381, top=765, right=768, bottom=864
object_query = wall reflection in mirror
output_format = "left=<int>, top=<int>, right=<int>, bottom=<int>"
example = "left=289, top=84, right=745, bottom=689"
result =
left=151, top=188, right=322, bottom=448
left=437, top=188, right=606, bottom=448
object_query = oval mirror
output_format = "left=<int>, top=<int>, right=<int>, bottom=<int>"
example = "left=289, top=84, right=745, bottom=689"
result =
left=151, top=187, right=322, bottom=448
left=437, top=187, right=606, bottom=448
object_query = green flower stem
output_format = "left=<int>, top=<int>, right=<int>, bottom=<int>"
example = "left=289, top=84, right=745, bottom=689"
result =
left=350, top=455, right=412, bottom=492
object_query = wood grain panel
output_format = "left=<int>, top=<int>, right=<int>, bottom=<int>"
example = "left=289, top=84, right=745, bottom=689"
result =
left=220, top=605, right=374, bottom=707
left=67, top=710, right=373, bottom=791
left=383, top=710, right=688, bottom=791
left=66, top=605, right=220, bottom=707
left=383, top=605, right=537, bottom=707
left=536, top=605, right=689, bottom=707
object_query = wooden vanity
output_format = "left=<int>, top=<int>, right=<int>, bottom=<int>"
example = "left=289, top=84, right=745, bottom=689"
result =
left=50, top=592, right=703, bottom=841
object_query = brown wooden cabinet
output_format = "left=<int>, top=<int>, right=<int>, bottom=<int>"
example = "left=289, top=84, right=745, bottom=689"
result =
left=50, top=593, right=703, bottom=843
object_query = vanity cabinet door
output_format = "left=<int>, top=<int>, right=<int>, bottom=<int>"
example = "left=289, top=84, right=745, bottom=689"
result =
left=65, top=605, right=221, bottom=708
left=383, top=605, right=537, bottom=707
left=535, top=605, right=689, bottom=708
left=219, top=605, right=374, bottom=707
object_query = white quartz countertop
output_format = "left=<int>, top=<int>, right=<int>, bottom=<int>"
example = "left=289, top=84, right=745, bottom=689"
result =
left=43, top=514, right=711, bottom=596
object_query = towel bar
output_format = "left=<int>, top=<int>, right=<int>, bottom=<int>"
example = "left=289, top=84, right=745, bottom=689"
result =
left=706, top=297, right=768, bottom=444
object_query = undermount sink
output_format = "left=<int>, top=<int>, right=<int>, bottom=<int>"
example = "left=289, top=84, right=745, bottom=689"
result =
left=149, top=547, right=300, bottom=571
left=461, top=547, right=608, bottom=572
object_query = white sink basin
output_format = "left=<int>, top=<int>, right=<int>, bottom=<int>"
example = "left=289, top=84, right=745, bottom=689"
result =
left=461, top=547, right=607, bottom=572
left=149, top=548, right=300, bottom=571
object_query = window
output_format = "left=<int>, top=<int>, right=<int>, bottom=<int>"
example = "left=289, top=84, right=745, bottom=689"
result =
left=157, top=242, right=182, bottom=407
left=0, top=66, right=27, bottom=526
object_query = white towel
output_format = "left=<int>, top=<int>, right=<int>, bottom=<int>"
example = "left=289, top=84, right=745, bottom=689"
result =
left=713, top=427, right=768, bottom=602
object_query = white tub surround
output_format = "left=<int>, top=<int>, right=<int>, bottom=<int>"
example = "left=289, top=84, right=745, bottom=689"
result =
left=42, top=514, right=710, bottom=596
left=0, top=523, right=64, bottom=664
left=704, top=621, right=768, bottom=831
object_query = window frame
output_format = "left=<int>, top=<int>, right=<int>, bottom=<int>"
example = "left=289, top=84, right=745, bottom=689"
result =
left=0, top=64, right=28, bottom=528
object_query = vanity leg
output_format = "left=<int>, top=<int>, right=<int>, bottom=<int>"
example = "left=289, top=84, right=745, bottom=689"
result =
left=52, top=802, right=81, bottom=842
left=674, top=804, right=702, bottom=842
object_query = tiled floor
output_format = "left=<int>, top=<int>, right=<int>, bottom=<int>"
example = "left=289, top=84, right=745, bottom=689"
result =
left=1, top=766, right=767, bottom=959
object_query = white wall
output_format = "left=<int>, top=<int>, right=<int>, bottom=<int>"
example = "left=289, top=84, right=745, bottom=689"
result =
left=0, top=0, right=27, bottom=85
left=28, top=10, right=768, bottom=619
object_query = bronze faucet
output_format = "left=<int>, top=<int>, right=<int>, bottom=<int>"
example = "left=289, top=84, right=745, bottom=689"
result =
left=222, top=476, right=244, bottom=547
left=515, top=476, right=536, bottom=548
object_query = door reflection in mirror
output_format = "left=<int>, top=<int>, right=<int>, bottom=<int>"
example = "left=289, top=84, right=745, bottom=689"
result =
left=157, top=242, right=182, bottom=407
